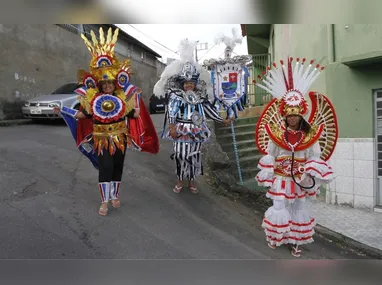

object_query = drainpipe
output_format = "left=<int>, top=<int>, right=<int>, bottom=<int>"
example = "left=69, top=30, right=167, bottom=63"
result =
left=327, top=24, right=335, bottom=63
left=326, top=24, right=335, bottom=203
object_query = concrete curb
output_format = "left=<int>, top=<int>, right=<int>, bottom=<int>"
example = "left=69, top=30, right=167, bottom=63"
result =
left=314, top=224, right=382, bottom=259
left=204, top=121, right=382, bottom=259
left=205, top=166, right=382, bottom=259
left=0, top=119, right=34, bottom=127
left=234, top=186, right=382, bottom=259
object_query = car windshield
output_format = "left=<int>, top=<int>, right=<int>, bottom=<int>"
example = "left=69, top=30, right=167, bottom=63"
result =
left=51, top=83, right=80, bottom=94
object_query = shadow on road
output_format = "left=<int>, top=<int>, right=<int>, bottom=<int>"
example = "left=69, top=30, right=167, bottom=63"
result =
left=31, top=119, right=67, bottom=126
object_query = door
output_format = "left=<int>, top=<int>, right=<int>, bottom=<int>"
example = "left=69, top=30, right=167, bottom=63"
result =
left=374, top=90, right=382, bottom=206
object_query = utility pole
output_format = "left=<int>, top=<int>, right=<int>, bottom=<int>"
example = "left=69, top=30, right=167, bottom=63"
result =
left=195, top=41, right=208, bottom=62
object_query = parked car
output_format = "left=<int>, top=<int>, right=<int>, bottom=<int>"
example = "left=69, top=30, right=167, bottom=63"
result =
left=22, top=82, right=83, bottom=120
left=149, top=94, right=166, bottom=114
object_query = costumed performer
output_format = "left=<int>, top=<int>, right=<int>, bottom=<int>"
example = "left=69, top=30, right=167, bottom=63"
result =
left=253, top=57, right=338, bottom=257
left=55, top=27, right=159, bottom=216
left=154, top=39, right=233, bottom=194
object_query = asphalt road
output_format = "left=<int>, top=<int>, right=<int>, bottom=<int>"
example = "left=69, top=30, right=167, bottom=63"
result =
left=0, top=114, right=368, bottom=259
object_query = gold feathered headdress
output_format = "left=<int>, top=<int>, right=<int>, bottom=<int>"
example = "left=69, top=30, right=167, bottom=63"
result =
left=77, top=27, right=132, bottom=91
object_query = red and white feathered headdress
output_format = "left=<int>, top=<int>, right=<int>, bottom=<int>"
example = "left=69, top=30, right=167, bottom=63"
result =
left=254, top=57, right=325, bottom=117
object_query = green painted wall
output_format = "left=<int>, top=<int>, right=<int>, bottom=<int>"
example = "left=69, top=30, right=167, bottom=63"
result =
left=268, top=24, right=382, bottom=138
left=273, top=24, right=329, bottom=63
left=325, top=63, right=382, bottom=138
left=271, top=24, right=329, bottom=106
left=334, top=25, right=382, bottom=60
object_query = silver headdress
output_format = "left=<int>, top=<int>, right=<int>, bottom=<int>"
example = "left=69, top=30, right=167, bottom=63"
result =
left=153, top=39, right=212, bottom=99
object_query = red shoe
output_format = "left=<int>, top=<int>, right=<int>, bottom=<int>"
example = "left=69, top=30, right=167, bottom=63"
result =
left=173, top=185, right=182, bottom=193
left=290, top=245, right=301, bottom=258
left=189, top=186, right=198, bottom=194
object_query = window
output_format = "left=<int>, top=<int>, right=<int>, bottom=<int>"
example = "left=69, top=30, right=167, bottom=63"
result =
left=51, top=83, right=81, bottom=94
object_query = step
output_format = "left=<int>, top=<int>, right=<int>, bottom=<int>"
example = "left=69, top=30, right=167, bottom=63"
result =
left=235, top=166, right=259, bottom=181
left=239, top=168, right=269, bottom=187
left=239, top=177, right=268, bottom=192
left=215, top=123, right=257, bottom=135
left=226, top=146, right=261, bottom=160
left=218, top=131, right=255, bottom=142
left=230, top=154, right=263, bottom=168
left=220, top=139, right=257, bottom=152
left=214, top=116, right=259, bottom=129
left=234, top=117, right=260, bottom=126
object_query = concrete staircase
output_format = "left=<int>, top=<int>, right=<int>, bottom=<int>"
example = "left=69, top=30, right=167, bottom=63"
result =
left=214, top=116, right=266, bottom=190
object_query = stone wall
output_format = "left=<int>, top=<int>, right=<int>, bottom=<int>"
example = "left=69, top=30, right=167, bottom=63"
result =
left=0, top=24, right=164, bottom=120
left=0, top=24, right=91, bottom=120
left=128, top=57, right=159, bottom=105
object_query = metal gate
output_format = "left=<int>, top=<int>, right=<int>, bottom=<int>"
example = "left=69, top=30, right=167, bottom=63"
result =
left=247, top=53, right=271, bottom=106
left=374, top=90, right=382, bottom=206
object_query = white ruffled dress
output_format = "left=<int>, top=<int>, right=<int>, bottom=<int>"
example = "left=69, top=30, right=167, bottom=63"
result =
left=256, top=140, right=334, bottom=246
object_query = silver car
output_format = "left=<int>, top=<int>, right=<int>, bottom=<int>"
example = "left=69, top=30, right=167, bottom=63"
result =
left=22, top=82, right=83, bottom=120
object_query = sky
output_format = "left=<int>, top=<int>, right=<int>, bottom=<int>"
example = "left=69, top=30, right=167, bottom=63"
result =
left=116, top=24, right=248, bottom=64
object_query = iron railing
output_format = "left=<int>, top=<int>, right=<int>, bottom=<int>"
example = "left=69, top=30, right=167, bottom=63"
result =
left=246, top=53, right=272, bottom=106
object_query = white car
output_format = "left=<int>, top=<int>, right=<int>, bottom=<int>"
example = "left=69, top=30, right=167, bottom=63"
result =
left=22, top=83, right=83, bottom=120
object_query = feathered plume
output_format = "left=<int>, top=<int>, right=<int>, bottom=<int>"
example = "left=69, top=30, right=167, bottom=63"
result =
left=178, top=39, right=197, bottom=62
left=215, top=28, right=243, bottom=50
left=154, top=38, right=212, bottom=97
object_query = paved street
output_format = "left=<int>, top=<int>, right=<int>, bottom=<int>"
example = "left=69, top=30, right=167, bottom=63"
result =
left=0, top=114, right=369, bottom=259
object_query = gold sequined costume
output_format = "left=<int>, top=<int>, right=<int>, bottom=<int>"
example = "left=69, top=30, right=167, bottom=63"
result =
left=59, top=26, right=159, bottom=213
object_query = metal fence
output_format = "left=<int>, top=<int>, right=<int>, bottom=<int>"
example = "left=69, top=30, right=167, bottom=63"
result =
left=246, top=53, right=272, bottom=106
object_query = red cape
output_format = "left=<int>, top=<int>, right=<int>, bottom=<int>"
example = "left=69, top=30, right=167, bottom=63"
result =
left=76, top=106, right=93, bottom=146
left=75, top=100, right=159, bottom=154
left=128, top=98, right=159, bottom=154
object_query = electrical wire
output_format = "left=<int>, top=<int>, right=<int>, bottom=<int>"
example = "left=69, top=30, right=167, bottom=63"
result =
left=197, top=43, right=217, bottom=61
left=126, top=24, right=179, bottom=57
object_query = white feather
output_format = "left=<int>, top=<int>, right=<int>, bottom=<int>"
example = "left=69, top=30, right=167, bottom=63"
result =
left=215, top=27, right=243, bottom=50
left=153, top=39, right=212, bottom=97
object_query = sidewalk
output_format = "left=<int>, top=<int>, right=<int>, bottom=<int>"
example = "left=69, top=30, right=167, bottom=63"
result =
left=238, top=179, right=382, bottom=257
left=308, top=198, right=382, bottom=256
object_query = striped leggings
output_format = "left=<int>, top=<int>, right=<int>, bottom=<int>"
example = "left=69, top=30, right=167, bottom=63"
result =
left=173, top=141, right=203, bottom=181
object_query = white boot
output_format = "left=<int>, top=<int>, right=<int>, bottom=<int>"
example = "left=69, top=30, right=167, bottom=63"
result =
left=110, top=181, right=121, bottom=208
left=98, top=182, right=111, bottom=216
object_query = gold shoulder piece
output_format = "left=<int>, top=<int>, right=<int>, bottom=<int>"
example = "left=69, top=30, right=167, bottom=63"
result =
left=302, top=124, right=320, bottom=144
left=85, top=88, right=98, bottom=103
left=115, top=89, right=135, bottom=115
left=255, top=98, right=284, bottom=154
left=307, top=92, right=339, bottom=161
left=78, top=96, right=91, bottom=114
left=76, top=88, right=98, bottom=114
left=77, top=69, right=87, bottom=84
left=269, top=122, right=283, bottom=141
